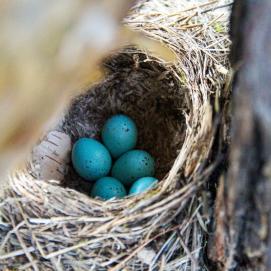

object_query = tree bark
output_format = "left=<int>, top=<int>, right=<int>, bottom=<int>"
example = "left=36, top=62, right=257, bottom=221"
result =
left=210, top=1, right=271, bottom=270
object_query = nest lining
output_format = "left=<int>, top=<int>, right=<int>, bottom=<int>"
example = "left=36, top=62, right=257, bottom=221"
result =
left=0, top=1, right=231, bottom=270
left=59, top=50, right=188, bottom=194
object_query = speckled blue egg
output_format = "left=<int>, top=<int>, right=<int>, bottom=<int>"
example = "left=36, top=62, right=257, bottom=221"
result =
left=129, top=177, right=158, bottom=196
left=111, top=150, right=155, bottom=186
left=102, top=114, right=138, bottom=158
left=91, top=177, right=127, bottom=200
left=72, top=138, right=112, bottom=181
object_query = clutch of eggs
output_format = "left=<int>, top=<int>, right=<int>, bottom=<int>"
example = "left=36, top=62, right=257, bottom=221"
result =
left=71, top=114, right=157, bottom=200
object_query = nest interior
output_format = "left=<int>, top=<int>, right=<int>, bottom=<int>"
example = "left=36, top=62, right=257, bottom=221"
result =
left=0, top=1, right=231, bottom=270
left=60, top=50, right=187, bottom=194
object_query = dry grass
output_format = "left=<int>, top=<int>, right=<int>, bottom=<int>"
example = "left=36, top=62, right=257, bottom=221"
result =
left=0, top=0, right=231, bottom=270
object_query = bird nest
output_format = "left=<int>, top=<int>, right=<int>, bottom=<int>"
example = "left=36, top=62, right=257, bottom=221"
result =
left=0, top=1, right=231, bottom=270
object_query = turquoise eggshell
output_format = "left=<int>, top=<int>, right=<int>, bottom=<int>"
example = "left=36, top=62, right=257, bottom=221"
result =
left=91, top=177, right=127, bottom=200
left=111, top=150, right=155, bottom=186
left=129, top=177, right=158, bottom=195
left=102, top=114, right=138, bottom=158
left=72, top=138, right=112, bottom=181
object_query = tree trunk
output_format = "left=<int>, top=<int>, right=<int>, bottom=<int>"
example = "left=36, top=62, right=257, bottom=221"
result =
left=209, top=1, right=271, bottom=270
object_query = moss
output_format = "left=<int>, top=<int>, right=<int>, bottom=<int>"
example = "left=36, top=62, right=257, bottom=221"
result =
left=213, top=22, right=224, bottom=33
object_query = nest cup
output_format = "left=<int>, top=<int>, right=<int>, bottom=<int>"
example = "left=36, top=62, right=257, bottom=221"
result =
left=0, top=1, right=230, bottom=270
left=60, top=50, right=187, bottom=194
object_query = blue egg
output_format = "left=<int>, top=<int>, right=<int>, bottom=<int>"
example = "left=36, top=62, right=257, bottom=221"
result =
left=102, top=114, right=138, bottom=158
left=111, top=150, right=155, bottom=186
left=129, top=177, right=158, bottom=195
left=91, top=177, right=127, bottom=200
left=72, top=138, right=112, bottom=181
